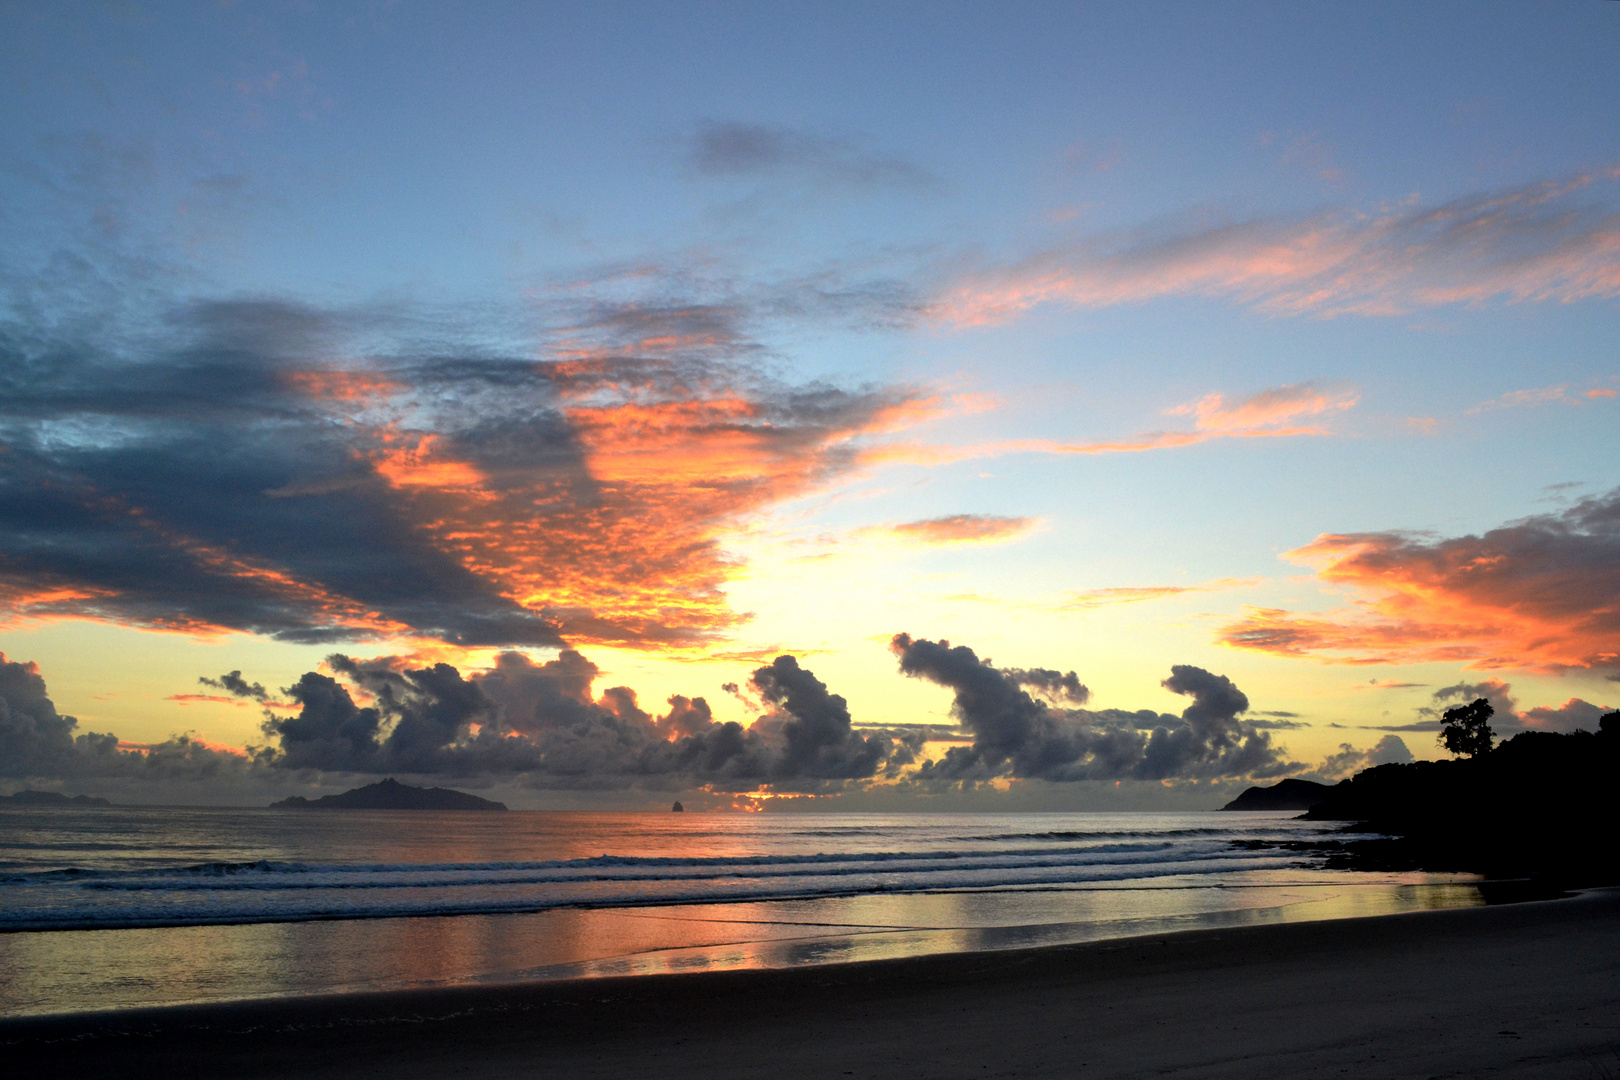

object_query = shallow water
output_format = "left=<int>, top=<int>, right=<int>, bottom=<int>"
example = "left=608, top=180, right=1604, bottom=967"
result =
left=0, top=808, right=1481, bottom=1016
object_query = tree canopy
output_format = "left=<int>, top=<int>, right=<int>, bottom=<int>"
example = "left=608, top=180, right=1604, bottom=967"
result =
left=1440, top=697, right=1495, bottom=758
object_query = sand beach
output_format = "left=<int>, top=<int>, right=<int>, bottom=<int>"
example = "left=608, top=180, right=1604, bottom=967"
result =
left=5, top=887, right=1616, bottom=1079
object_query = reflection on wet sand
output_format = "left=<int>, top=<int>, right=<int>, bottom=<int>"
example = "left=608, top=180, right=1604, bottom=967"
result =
left=0, top=872, right=1482, bottom=1016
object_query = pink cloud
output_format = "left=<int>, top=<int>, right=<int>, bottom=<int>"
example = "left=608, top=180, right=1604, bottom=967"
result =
left=1466, top=383, right=1618, bottom=414
left=930, top=170, right=1620, bottom=325
left=861, top=382, right=1358, bottom=465
left=887, top=514, right=1035, bottom=544
left=1023, top=381, right=1358, bottom=456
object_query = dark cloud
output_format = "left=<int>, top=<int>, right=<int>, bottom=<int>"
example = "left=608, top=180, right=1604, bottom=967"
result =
left=1420, top=678, right=1610, bottom=736
left=1315, top=734, right=1413, bottom=780
left=688, top=121, right=936, bottom=191
left=0, top=652, right=248, bottom=782
left=255, top=650, right=896, bottom=792
left=748, top=655, right=889, bottom=780
left=1521, top=697, right=1613, bottom=732
left=1245, top=710, right=1308, bottom=730
left=199, top=670, right=268, bottom=701
left=1364, top=679, right=1612, bottom=737
left=1423, top=679, right=1521, bottom=732
left=1006, top=667, right=1091, bottom=706
left=0, top=296, right=930, bottom=649
left=889, top=634, right=1297, bottom=785
left=0, top=652, right=83, bottom=778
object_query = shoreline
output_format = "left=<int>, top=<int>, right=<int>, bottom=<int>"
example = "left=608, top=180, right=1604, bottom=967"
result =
left=7, top=887, right=1618, bottom=1078
left=0, top=874, right=1491, bottom=1016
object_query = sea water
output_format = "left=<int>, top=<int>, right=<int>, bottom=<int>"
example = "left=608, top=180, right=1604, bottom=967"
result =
left=0, top=807, right=1482, bottom=1016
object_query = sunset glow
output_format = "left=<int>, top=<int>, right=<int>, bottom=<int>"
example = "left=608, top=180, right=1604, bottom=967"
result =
left=1, top=3, right=1616, bottom=809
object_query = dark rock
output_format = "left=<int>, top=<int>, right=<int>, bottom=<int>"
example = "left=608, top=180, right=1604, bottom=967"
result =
left=270, top=778, right=506, bottom=811
left=671, top=801, right=684, bottom=812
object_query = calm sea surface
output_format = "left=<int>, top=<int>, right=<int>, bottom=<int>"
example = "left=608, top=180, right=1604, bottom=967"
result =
left=0, top=807, right=1482, bottom=1016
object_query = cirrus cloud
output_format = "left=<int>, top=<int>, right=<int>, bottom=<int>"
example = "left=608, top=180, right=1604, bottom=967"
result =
left=870, top=381, right=1361, bottom=467
left=931, top=169, right=1620, bottom=325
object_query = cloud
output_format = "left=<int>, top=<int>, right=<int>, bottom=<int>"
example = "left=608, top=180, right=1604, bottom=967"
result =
left=889, top=633, right=1298, bottom=785
left=931, top=170, right=1620, bottom=324
left=1422, top=679, right=1610, bottom=736
left=255, top=649, right=896, bottom=792
left=1059, top=577, right=1262, bottom=611
left=0, top=652, right=247, bottom=782
left=0, top=296, right=939, bottom=649
left=1315, top=734, right=1413, bottom=779
left=199, top=670, right=269, bottom=701
left=1030, top=383, right=1344, bottom=458
left=688, top=121, right=936, bottom=191
left=3, top=642, right=906, bottom=796
left=1244, top=713, right=1309, bottom=730
left=1521, top=697, right=1614, bottom=732
left=871, top=382, right=1359, bottom=467
left=1218, top=488, right=1620, bottom=674
left=748, top=655, right=891, bottom=780
left=1032, top=380, right=1359, bottom=452
left=887, top=514, right=1034, bottom=544
left=1421, top=678, right=1522, bottom=732
left=1467, top=383, right=1619, bottom=414
left=1005, top=667, right=1091, bottom=706
left=1361, top=678, right=1611, bottom=737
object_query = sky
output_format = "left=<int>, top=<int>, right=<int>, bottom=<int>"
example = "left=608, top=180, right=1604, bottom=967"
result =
left=1, top=1, right=1617, bottom=808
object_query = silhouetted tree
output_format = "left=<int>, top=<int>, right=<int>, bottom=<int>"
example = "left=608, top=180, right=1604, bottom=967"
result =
left=1440, top=697, right=1494, bottom=758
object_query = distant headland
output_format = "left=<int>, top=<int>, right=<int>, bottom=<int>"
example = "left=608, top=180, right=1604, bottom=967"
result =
left=1226, top=713, right=1619, bottom=886
left=1220, top=778, right=1333, bottom=812
left=0, top=790, right=112, bottom=807
left=270, top=778, right=507, bottom=811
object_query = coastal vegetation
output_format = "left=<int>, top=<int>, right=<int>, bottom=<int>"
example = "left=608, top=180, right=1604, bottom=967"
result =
left=1305, top=713, right=1620, bottom=884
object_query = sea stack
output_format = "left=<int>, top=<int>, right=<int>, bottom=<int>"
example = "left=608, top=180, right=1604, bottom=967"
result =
left=671, top=801, right=684, bottom=812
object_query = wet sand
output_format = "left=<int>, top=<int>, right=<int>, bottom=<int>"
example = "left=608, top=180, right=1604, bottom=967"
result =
left=5, top=887, right=1618, bottom=1079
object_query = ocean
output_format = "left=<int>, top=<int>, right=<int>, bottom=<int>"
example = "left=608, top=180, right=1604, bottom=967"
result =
left=0, top=807, right=1483, bottom=1017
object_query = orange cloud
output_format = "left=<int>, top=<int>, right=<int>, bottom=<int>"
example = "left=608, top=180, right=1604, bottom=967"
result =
left=1166, top=382, right=1358, bottom=433
left=1218, top=491, right=1620, bottom=673
left=117, top=735, right=248, bottom=757
left=373, top=434, right=487, bottom=489
left=315, top=358, right=946, bottom=648
left=887, top=514, right=1035, bottom=544
left=931, top=171, right=1620, bottom=325
left=1061, top=577, right=1260, bottom=610
left=1, top=293, right=962, bottom=651
left=282, top=368, right=400, bottom=403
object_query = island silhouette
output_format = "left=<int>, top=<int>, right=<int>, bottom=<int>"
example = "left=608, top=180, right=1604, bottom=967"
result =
left=270, top=778, right=507, bottom=811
